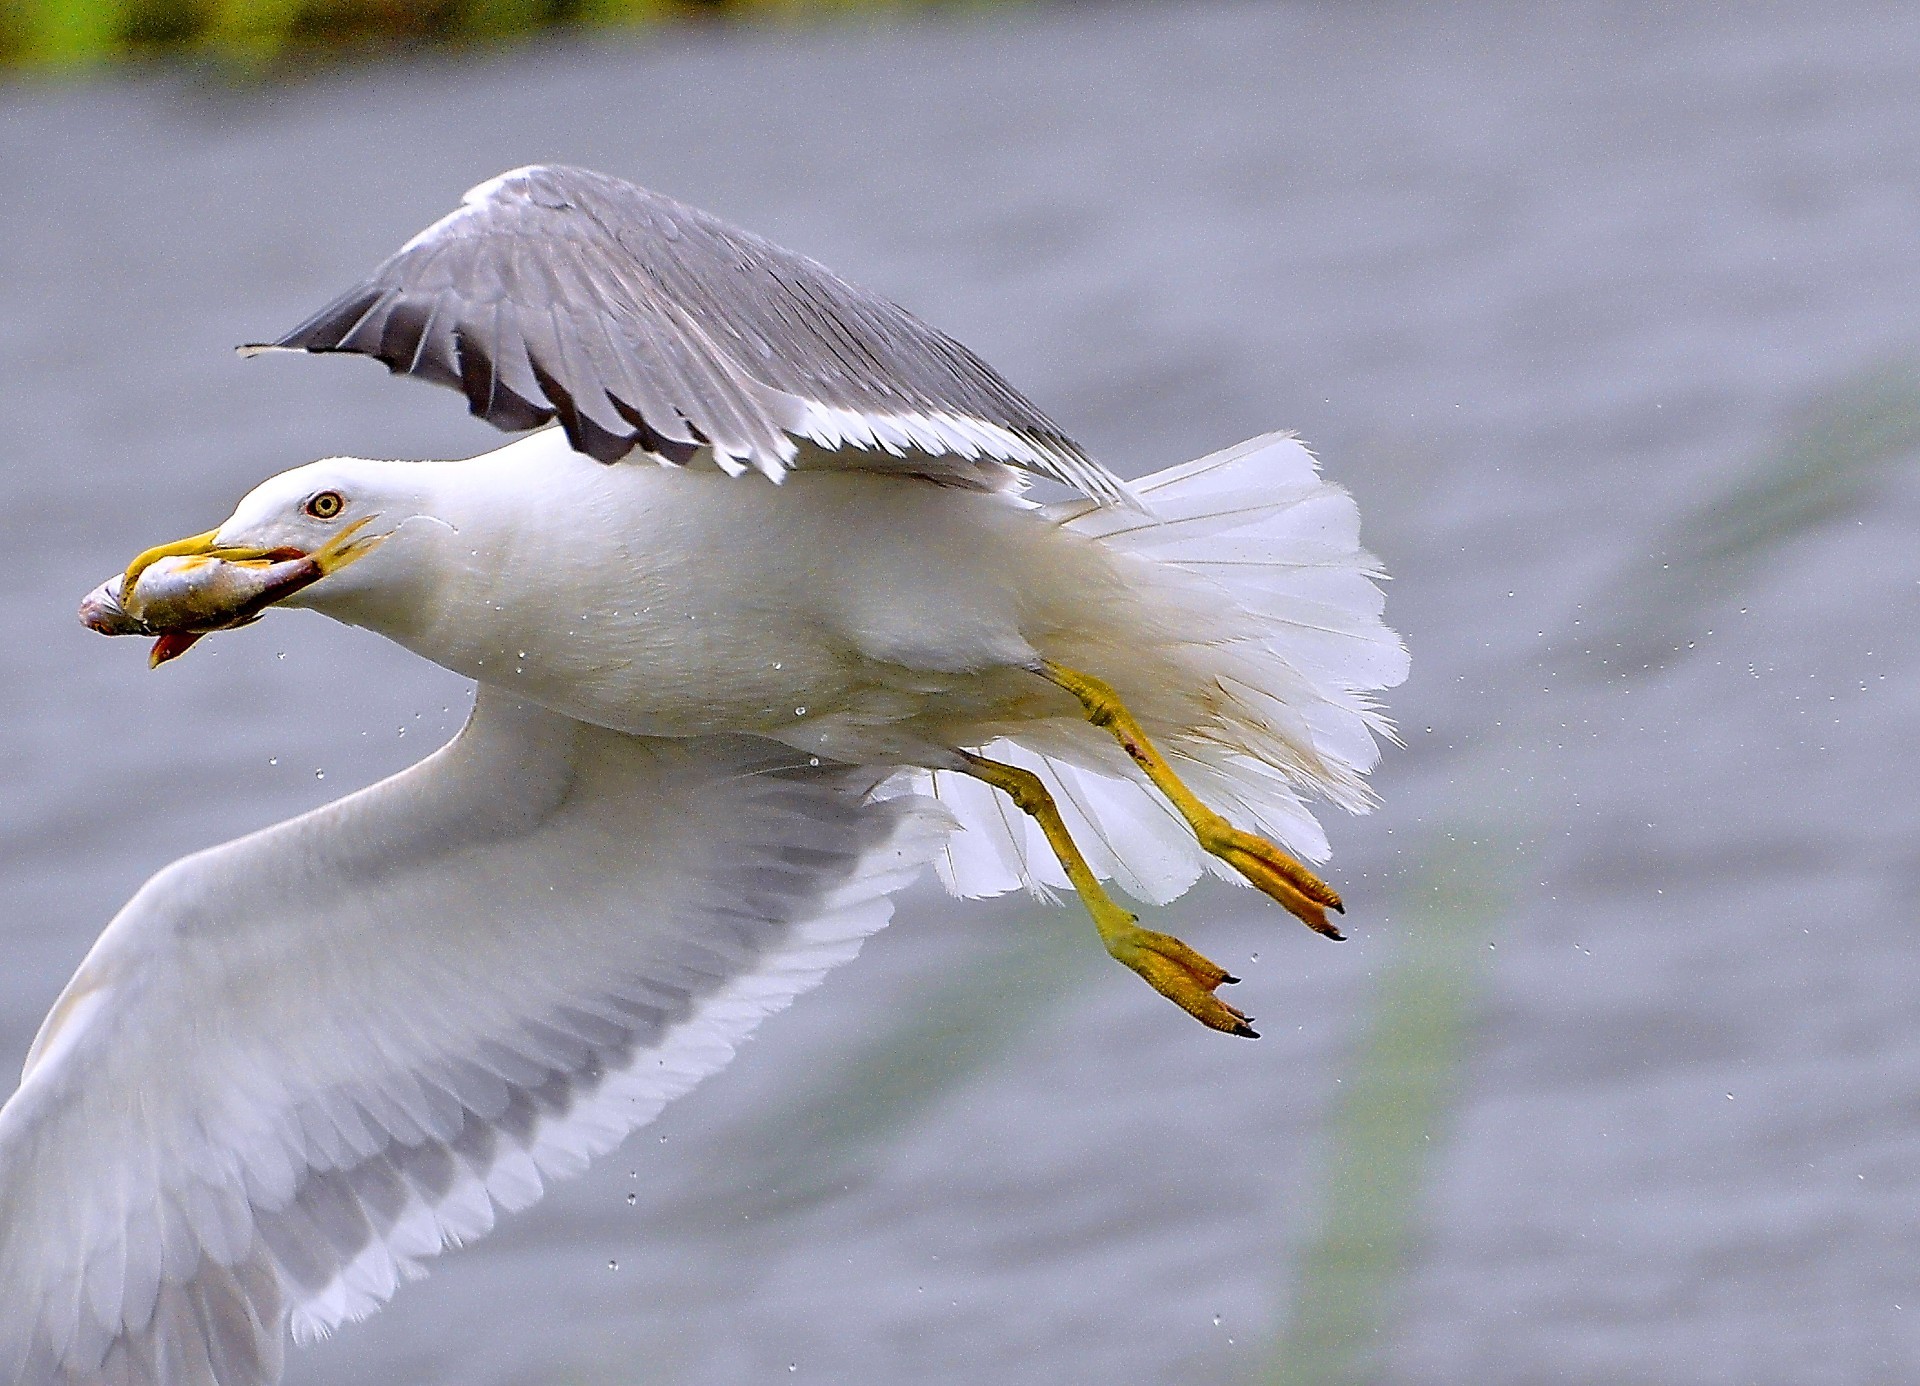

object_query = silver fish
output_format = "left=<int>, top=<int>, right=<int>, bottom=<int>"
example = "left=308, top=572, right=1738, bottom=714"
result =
left=77, top=578, right=153, bottom=637
left=79, top=554, right=321, bottom=665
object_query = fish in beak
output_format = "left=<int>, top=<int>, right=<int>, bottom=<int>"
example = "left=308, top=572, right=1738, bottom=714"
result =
left=79, top=518, right=382, bottom=667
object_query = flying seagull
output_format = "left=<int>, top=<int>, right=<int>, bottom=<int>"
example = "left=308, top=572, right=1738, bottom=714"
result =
left=1, top=165, right=1407, bottom=1384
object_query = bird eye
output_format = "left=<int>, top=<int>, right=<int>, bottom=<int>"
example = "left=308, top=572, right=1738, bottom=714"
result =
left=304, top=490, right=346, bottom=520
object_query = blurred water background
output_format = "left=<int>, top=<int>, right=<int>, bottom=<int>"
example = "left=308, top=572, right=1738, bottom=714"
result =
left=4, top=2, right=1919, bottom=1382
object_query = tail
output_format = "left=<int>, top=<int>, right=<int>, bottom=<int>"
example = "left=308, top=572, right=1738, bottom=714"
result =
left=911, top=432, right=1408, bottom=905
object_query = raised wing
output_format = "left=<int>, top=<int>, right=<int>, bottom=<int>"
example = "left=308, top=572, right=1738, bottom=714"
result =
left=248, top=164, right=1131, bottom=503
left=0, top=689, right=941, bottom=1384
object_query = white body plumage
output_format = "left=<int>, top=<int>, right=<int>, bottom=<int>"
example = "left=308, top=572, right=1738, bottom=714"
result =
left=283, top=431, right=1063, bottom=757
left=253, top=426, right=1405, bottom=903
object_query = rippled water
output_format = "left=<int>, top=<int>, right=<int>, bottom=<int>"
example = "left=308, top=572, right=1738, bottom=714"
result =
left=4, top=3, right=1919, bottom=1382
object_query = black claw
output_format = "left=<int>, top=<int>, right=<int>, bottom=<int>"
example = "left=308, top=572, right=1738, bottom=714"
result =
left=1325, top=927, right=1347, bottom=942
left=1330, top=899, right=1346, bottom=915
left=1222, top=972, right=1241, bottom=986
left=1233, top=1022, right=1260, bottom=1039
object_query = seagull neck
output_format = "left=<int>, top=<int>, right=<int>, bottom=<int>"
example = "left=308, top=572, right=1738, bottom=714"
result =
left=316, top=443, right=626, bottom=686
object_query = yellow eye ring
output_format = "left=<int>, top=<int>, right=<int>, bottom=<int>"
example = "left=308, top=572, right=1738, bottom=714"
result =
left=304, top=490, right=346, bottom=520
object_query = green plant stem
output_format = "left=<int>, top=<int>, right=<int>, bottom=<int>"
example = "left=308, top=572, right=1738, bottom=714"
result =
left=1265, top=838, right=1505, bottom=1386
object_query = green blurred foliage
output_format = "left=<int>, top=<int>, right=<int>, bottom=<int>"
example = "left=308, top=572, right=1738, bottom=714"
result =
left=1265, top=835, right=1509, bottom=1386
left=1583, top=361, right=1920, bottom=677
left=3, top=0, right=933, bottom=70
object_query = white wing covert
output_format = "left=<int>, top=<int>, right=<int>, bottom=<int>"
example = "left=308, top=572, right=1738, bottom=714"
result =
left=248, top=164, right=1131, bottom=503
left=0, top=688, right=941, bottom=1385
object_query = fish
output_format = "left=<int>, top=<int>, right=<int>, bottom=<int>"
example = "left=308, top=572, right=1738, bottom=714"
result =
left=79, top=554, right=322, bottom=666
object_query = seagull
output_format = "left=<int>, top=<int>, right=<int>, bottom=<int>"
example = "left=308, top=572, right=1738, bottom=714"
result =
left=1, top=165, right=1407, bottom=1383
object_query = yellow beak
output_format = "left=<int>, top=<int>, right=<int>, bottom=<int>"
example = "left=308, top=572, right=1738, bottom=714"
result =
left=118, top=518, right=385, bottom=605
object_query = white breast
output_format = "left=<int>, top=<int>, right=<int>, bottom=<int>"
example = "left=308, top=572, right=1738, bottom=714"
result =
left=326, top=434, right=1090, bottom=758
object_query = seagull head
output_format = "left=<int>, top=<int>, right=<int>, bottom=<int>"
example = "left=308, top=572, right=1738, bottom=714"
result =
left=102, top=458, right=447, bottom=665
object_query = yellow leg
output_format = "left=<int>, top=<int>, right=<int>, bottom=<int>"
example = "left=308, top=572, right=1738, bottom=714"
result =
left=1036, top=661, right=1347, bottom=940
left=957, top=751, right=1257, bottom=1038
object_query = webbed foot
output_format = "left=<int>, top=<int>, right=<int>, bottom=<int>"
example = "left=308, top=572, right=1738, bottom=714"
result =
left=1102, top=923, right=1258, bottom=1038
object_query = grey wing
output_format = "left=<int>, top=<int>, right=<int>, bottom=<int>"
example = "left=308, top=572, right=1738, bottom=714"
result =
left=248, top=164, right=1131, bottom=503
left=0, top=688, right=942, bottom=1384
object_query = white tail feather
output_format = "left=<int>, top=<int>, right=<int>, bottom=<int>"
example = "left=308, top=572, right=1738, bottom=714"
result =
left=911, top=432, right=1407, bottom=903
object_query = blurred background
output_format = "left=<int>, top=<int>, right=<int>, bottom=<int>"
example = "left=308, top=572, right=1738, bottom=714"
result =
left=4, top=2, right=1918, bottom=1382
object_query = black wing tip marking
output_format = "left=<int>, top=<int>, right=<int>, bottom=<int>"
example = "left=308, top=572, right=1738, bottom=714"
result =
left=527, top=353, right=691, bottom=465
left=251, top=278, right=703, bottom=465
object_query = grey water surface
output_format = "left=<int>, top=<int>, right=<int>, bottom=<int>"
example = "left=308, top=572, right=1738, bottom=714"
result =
left=4, top=2, right=1919, bottom=1382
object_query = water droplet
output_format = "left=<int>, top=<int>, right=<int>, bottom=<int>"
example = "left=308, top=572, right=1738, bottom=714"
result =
left=808, top=756, right=821, bottom=767
left=314, top=770, right=325, bottom=781
left=794, top=706, right=807, bottom=716
left=268, top=757, right=278, bottom=766
left=275, top=651, right=286, bottom=661
left=607, top=1259, right=619, bottom=1272
left=626, top=1192, right=637, bottom=1206
left=1212, top=1314, right=1222, bottom=1327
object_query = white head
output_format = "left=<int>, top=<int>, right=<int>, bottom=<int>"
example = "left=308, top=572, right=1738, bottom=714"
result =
left=215, top=458, right=444, bottom=604
left=110, top=456, right=461, bottom=662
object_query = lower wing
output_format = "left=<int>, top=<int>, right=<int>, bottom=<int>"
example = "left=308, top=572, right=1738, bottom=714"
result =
left=0, top=687, right=941, bottom=1384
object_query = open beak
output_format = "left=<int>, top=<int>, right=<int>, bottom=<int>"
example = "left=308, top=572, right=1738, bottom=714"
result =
left=90, top=518, right=387, bottom=667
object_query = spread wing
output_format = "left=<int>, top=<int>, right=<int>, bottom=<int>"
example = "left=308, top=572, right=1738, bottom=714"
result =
left=0, top=688, right=941, bottom=1385
left=246, top=164, right=1131, bottom=503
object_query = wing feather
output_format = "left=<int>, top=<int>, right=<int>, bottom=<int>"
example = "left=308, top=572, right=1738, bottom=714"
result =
left=247, top=164, right=1132, bottom=502
left=0, top=689, right=943, bottom=1384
